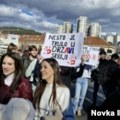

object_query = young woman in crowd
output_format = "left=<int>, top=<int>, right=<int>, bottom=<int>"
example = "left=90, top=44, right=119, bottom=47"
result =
left=7, top=43, right=18, bottom=53
left=0, top=52, right=34, bottom=120
left=33, top=58, right=70, bottom=120
left=72, top=55, right=88, bottom=116
left=22, top=45, right=38, bottom=90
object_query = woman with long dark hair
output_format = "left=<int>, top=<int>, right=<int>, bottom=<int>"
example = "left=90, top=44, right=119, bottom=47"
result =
left=0, top=52, right=34, bottom=120
left=33, top=58, right=70, bottom=120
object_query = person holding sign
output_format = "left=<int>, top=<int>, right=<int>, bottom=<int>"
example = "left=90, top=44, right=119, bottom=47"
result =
left=72, top=55, right=88, bottom=116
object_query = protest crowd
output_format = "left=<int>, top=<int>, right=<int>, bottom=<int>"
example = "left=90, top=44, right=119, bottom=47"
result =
left=0, top=34, right=120, bottom=120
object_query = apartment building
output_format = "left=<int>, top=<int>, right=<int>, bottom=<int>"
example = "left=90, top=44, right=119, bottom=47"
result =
left=106, top=34, right=114, bottom=45
left=77, top=16, right=88, bottom=36
left=58, top=22, right=73, bottom=33
left=88, top=22, right=101, bottom=37
left=115, top=33, right=120, bottom=46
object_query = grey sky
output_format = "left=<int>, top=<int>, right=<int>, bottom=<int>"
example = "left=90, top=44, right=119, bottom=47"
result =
left=0, top=0, right=120, bottom=34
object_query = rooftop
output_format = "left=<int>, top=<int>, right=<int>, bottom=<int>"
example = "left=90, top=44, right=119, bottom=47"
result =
left=84, top=37, right=112, bottom=47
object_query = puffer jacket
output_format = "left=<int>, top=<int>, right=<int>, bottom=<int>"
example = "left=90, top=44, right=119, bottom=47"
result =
left=0, top=76, right=33, bottom=104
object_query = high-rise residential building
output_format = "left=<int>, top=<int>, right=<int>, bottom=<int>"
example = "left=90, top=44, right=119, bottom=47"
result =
left=57, top=22, right=73, bottom=33
left=57, top=25, right=64, bottom=33
left=106, top=34, right=114, bottom=45
left=63, top=22, right=73, bottom=33
left=115, top=33, right=120, bottom=46
left=77, top=16, right=88, bottom=36
left=88, top=22, right=101, bottom=37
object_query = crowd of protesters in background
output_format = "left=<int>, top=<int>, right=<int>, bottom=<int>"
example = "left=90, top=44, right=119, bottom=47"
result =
left=0, top=42, right=120, bottom=120
left=91, top=49, right=120, bottom=108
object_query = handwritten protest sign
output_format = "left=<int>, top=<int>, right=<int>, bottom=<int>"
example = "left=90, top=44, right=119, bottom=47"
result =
left=83, top=46, right=100, bottom=66
left=81, top=46, right=100, bottom=78
left=41, top=33, right=84, bottom=67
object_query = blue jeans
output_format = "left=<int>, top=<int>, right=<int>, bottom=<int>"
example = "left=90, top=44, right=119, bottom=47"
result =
left=64, top=99, right=75, bottom=120
left=72, top=77, right=88, bottom=114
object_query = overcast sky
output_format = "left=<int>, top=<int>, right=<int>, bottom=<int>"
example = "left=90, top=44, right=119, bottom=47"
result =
left=0, top=0, right=120, bottom=35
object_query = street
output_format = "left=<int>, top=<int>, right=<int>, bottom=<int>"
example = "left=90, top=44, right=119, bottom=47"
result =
left=76, top=79, right=105, bottom=120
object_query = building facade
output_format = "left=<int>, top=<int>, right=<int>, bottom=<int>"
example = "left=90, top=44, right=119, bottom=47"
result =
left=57, top=22, right=73, bottom=33
left=88, top=22, right=101, bottom=37
left=115, top=33, right=120, bottom=46
left=0, top=34, right=20, bottom=46
left=106, top=34, right=114, bottom=45
left=77, top=16, right=88, bottom=36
